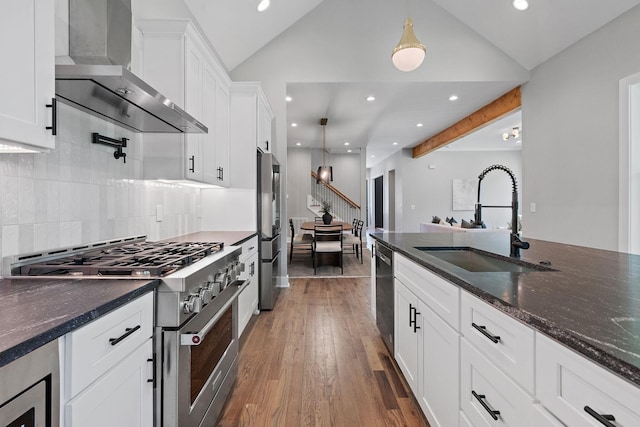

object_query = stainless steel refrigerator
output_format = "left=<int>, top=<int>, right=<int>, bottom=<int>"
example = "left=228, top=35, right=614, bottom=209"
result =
left=257, top=150, right=281, bottom=310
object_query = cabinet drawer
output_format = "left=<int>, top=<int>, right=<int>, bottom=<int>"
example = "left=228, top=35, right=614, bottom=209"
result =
left=460, top=338, right=534, bottom=427
left=65, top=292, right=154, bottom=398
left=536, top=332, right=640, bottom=426
left=395, top=253, right=459, bottom=330
left=238, top=236, right=258, bottom=262
left=460, top=291, right=534, bottom=394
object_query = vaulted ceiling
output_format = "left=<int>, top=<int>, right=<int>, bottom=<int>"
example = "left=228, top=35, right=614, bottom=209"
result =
left=183, top=0, right=640, bottom=167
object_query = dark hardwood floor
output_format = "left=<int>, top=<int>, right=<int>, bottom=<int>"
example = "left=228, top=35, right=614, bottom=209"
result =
left=217, top=277, right=429, bottom=426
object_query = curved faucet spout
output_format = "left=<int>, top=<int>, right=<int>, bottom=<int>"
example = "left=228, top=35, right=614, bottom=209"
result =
left=474, top=164, right=528, bottom=257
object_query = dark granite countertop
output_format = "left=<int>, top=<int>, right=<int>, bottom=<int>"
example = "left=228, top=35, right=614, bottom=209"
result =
left=160, top=231, right=257, bottom=247
left=371, top=232, right=640, bottom=387
left=0, top=277, right=158, bottom=368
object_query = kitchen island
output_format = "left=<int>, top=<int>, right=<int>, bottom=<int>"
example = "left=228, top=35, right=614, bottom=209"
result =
left=372, top=231, right=640, bottom=426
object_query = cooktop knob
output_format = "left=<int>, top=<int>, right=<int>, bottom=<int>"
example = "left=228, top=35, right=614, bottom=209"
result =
left=182, top=295, right=202, bottom=314
left=199, top=288, right=212, bottom=305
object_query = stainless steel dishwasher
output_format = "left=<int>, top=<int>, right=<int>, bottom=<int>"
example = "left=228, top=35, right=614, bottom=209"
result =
left=375, top=240, right=394, bottom=353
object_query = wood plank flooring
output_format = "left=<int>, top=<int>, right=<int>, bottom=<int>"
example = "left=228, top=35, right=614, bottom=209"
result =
left=217, top=277, right=429, bottom=427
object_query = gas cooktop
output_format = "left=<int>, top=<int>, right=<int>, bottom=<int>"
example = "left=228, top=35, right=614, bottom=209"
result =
left=6, top=236, right=224, bottom=277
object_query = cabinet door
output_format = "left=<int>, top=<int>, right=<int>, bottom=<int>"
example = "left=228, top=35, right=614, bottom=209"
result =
left=536, top=332, right=640, bottom=426
left=65, top=339, right=153, bottom=427
left=394, top=279, right=419, bottom=393
left=214, top=82, right=230, bottom=186
left=0, top=1, right=55, bottom=151
left=257, top=97, right=272, bottom=152
left=419, top=301, right=459, bottom=427
left=184, top=38, right=204, bottom=182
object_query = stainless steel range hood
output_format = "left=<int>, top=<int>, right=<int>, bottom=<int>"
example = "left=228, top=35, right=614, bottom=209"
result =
left=55, top=0, right=207, bottom=134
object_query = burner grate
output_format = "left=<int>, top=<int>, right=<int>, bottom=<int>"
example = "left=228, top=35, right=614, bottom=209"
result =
left=18, top=241, right=224, bottom=277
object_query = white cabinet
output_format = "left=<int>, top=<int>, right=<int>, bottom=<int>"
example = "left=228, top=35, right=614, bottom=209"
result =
left=460, top=338, right=534, bottom=427
left=62, top=292, right=154, bottom=427
left=257, top=96, right=273, bottom=153
left=229, top=83, right=274, bottom=188
left=460, top=291, right=534, bottom=394
left=394, top=253, right=460, bottom=427
left=0, top=1, right=56, bottom=152
left=536, top=332, right=640, bottom=426
left=238, top=236, right=259, bottom=336
left=138, top=19, right=230, bottom=186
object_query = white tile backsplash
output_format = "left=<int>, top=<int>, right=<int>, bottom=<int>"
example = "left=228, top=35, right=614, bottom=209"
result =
left=0, top=103, right=202, bottom=263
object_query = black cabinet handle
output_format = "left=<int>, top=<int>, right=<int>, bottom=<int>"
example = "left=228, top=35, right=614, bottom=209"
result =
left=217, top=166, right=224, bottom=181
left=409, top=304, right=415, bottom=327
left=147, top=356, right=156, bottom=386
left=46, top=98, right=57, bottom=135
left=250, top=261, right=255, bottom=276
left=265, top=140, right=269, bottom=151
left=472, top=322, right=501, bottom=343
left=109, top=325, right=141, bottom=346
left=189, top=155, right=195, bottom=173
left=584, top=406, right=616, bottom=426
left=472, top=390, right=500, bottom=421
left=413, top=307, right=421, bottom=333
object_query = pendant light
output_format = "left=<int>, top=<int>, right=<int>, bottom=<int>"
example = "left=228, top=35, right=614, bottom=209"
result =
left=316, top=118, right=333, bottom=184
left=392, top=2, right=426, bottom=72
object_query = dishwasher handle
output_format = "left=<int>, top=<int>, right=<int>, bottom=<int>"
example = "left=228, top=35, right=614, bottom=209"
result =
left=376, top=251, right=392, bottom=266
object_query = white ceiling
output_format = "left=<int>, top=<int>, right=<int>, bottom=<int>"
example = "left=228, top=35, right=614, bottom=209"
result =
left=183, top=0, right=640, bottom=167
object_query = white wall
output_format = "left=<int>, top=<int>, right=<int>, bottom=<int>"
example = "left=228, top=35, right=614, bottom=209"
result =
left=522, top=5, right=640, bottom=250
left=0, top=103, right=201, bottom=262
left=368, top=148, right=522, bottom=232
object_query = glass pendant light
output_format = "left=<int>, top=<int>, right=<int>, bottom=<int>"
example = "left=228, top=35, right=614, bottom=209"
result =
left=316, top=118, right=333, bottom=183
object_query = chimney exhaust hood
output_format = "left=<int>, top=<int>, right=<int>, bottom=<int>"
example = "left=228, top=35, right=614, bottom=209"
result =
left=56, top=0, right=207, bottom=134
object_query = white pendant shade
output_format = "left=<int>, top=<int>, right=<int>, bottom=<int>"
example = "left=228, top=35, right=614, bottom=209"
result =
left=392, top=18, right=426, bottom=72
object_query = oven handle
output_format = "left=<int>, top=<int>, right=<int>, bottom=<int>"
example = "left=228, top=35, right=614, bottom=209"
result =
left=180, top=286, right=239, bottom=346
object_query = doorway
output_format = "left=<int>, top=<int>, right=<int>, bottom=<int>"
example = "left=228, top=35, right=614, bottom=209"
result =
left=374, top=175, right=384, bottom=229
left=388, top=170, right=396, bottom=231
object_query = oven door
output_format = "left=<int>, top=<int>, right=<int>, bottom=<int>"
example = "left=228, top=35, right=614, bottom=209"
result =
left=160, top=284, right=240, bottom=427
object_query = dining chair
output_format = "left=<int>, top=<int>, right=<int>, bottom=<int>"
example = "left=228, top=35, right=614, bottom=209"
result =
left=314, top=216, right=324, bottom=223
left=343, top=219, right=364, bottom=263
left=313, top=224, right=343, bottom=274
left=289, top=218, right=313, bottom=263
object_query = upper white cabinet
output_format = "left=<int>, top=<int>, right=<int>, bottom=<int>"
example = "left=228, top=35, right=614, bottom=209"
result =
left=138, top=19, right=230, bottom=186
left=229, top=83, right=274, bottom=188
left=0, top=1, right=56, bottom=152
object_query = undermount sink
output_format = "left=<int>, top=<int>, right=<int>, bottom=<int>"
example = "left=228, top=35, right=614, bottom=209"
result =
left=414, top=247, right=555, bottom=273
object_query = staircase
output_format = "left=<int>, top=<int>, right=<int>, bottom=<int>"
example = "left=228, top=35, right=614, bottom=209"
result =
left=308, top=171, right=361, bottom=223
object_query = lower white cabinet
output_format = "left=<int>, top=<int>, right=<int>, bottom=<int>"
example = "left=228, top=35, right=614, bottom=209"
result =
left=536, top=332, right=640, bottom=426
left=460, top=338, right=534, bottom=426
left=62, top=292, right=154, bottom=427
left=394, top=254, right=460, bottom=427
left=238, top=236, right=259, bottom=337
left=64, top=340, right=153, bottom=427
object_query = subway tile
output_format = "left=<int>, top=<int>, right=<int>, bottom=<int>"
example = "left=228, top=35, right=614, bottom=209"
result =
left=2, top=176, right=19, bottom=225
left=18, top=178, right=35, bottom=224
left=2, top=225, right=18, bottom=257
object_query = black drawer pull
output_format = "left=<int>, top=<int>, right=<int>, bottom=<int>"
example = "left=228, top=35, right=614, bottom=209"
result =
left=109, top=325, right=141, bottom=346
left=472, top=390, right=500, bottom=421
left=409, top=303, right=415, bottom=327
left=188, top=155, right=195, bottom=173
left=413, top=308, right=421, bottom=333
left=46, top=98, right=57, bottom=135
left=584, top=406, right=616, bottom=426
left=472, top=322, right=501, bottom=343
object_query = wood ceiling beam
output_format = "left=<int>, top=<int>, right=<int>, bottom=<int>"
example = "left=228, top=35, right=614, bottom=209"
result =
left=411, top=86, right=521, bottom=159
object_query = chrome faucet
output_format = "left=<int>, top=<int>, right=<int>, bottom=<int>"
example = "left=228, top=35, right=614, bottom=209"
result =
left=474, top=164, right=530, bottom=257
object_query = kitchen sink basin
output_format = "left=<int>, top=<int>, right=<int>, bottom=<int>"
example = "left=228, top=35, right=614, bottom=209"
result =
left=414, top=247, right=555, bottom=273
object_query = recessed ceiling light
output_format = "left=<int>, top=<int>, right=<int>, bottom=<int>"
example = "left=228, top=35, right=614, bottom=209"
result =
left=285, top=96, right=292, bottom=102
left=290, top=122, right=297, bottom=127
left=416, top=123, right=424, bottom=127
left=371, top=155, right=376, bottom=158
left=392, top=141, right=398, bottom=145
left=366, top=96, right=375, bottom=102
left=257, top=0, right=270, bottom=12
left=512, top=0, right=528, bottom=11
left=449, top=95, right=458, bottom=101
left=347, top=149, right=352, bottom=153
left=344, top=142, right=350, bottom=146
left=296, top=142, right=301, bottom=146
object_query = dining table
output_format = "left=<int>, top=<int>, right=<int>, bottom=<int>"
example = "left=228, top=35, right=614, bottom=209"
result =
left=299, top=221, right=354, bottom=232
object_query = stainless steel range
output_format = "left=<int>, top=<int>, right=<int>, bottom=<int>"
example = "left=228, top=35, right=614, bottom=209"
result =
left=5, top=235, right=244, bottom=427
